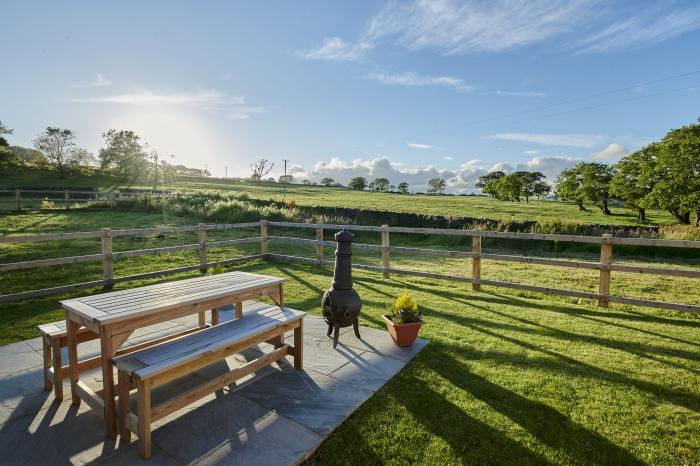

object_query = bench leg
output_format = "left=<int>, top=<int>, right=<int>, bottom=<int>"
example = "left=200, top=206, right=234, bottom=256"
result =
left=234, top=301, right=243, bottom=319
left=42, top=340, right=53, bottom=391
left=294, top=320, right=303, bottom=370
left=137, top=379, right=152, bottom=459
left=51, top=338, right=64, bottom=400
left=198, top=311, right=207, bottom=327
left=118, top=371, right=131, bottom=441
left=211, top=308, right=220, bottom=326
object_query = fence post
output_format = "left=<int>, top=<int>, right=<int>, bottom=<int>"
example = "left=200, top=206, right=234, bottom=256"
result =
left=598, top=234, right=613, bottom=308
left=101, top=228, right=113, bottom=289
left=15, top=189, right=21, bottom=211
left=64, top=190, right=70, bottom=209
left=198, top=223, right=208, bottom=273
left=472, top=235, right=482, bottom=291
left=260, top=220, right=268, bottom=256
left=381, top=224, right=390, bottom=279
left=316, top=225, right=324, bottom=261
left=109, top=190, right=116, bottom=208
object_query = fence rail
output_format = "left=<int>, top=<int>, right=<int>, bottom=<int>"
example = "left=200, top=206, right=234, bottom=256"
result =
left=1, top=220, right=699, bottom=313
left=0, top=188, right=190, bottom=211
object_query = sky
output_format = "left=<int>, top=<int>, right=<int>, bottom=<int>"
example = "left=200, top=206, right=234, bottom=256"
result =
left=2, top=0, right=700, bottom=192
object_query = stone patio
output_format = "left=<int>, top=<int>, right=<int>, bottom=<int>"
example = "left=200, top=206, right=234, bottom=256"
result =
left=0, top=305, right=428, bottom=465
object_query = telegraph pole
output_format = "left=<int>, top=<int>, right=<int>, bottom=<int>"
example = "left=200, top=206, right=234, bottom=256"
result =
left=282, top=158, right=289, bottom=200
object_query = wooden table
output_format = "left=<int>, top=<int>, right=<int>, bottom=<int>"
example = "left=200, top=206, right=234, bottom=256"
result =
left=61, top=271, right=284, bottom=438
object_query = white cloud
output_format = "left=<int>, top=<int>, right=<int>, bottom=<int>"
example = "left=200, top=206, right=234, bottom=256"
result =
left=68, top=89, right=245, bottom=105
left=484, top=90, right=546, bottom=98
left=296, top=37, right=373, bottom=62
left=408, top=142, right=443, bottom=150
left=71, top=73, right=112, bottom=88
left=577, top=5, right=700, bottom=53
left=591, top=143, right=628, bottom=160
left=516, top=156, right=580, bottom=181
left=365, top=0, right=597, bottom=54
left=524, top=149, right=540, bottom=155
left=487, top=132, right=608, bottom=148
left=443, top=156, right=454, bottom=161
left=367, top=71, right=475, bottom=92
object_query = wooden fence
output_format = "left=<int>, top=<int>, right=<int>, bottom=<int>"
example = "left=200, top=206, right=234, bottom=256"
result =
left=1, top=220, right=699, bottom=313
left=0, top=188, right=182, bottom=211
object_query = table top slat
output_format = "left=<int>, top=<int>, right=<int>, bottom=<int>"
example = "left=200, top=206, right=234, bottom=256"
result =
left=61, top=272, right=283, bottom=325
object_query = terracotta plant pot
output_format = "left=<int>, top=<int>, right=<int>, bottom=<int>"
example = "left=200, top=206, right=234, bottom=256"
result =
left=383, top=315, right=423, bottom=347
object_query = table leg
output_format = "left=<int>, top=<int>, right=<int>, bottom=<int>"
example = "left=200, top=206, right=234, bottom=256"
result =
left=65, top=315, right=81, bottom=405
left=294, top=319, right=303, bottom=370
left=100, top=326, right=117, bottom=438
left=211, top=308, right=220, bottom=325
left=270, top=283, right=284, bottom=307
left=234, top=301, right=243, bottom=319
left=198, top=311, right=206, bottom=326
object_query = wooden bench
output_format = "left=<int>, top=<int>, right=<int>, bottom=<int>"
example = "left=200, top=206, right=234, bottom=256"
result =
left=37, top=321, right=99, bottom=400
left=114, top=305, right=305, bottom=459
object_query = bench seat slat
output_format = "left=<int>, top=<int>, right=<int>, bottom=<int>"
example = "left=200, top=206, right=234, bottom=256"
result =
left=113, top=305, right=304, bottom=379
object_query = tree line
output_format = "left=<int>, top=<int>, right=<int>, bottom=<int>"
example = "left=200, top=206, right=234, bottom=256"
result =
left=476, top=118, right=700, bottom=225
left=0, top=121, right=209, bottom=183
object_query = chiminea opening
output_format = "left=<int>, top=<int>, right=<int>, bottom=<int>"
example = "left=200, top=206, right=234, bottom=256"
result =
left=321, top=230, right=362, bottom=348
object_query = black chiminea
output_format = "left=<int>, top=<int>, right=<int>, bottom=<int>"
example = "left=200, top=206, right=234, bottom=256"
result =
left=321, top=230, right=362, bottom=348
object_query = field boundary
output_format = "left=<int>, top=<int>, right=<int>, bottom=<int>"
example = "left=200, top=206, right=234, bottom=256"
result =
left=1, top=220, right=698, bottom=313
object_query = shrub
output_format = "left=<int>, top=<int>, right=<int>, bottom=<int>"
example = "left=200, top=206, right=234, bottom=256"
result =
left=391, top=289, right=422, bottom=324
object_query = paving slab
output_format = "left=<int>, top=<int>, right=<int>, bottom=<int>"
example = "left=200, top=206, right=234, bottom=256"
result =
left=0, top=312, right=428, bottom=465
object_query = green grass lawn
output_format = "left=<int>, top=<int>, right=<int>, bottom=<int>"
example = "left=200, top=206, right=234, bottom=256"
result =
left=1, top=209, right=700, bottom=463
left=2, top=170, right=678, bottom=225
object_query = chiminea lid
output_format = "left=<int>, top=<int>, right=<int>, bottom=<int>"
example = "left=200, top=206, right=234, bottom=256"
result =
left=335, top=229, right=353, bottom=242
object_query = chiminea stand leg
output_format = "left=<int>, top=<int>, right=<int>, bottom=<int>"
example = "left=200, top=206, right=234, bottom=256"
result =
left=327, top=322, right=333, bottom=337
left=353, top=318, right=361, bottom=339
left=332, top=325, right=340, bottom=349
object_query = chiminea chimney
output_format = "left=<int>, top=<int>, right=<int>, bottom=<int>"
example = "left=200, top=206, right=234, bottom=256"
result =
left=321, top=230, right=362, bottom=348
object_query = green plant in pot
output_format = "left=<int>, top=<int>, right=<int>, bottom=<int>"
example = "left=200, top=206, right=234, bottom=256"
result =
left=383, top=290, right=424, bottom=347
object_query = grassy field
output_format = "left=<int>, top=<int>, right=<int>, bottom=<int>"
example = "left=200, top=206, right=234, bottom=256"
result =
left=1, top=170, right=679, bottom=225
left=1, top=208, right=700, bottom=464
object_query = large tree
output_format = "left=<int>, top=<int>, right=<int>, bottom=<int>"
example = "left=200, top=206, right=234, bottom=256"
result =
left=519, top=171, right=549, bottom=202
left=34, top=127, right=76, bottom=177
left=610, top=145, right=657, bottom=222
left=348, top=177, right=367, bottom=191
left=639, top=119, right=700, bottom=225
left=320, top=177, right=334, bottom=186
left=555, top=167, right=587, bottom=211
left=369, top=177, right=390, bottom=192
left=476, top=171, right=506, bottom=199
left=99, top=129, right=148, bottom=179
left=427, top=177, right=446, bottom=195
left=397, top=181, right=409, bottom=194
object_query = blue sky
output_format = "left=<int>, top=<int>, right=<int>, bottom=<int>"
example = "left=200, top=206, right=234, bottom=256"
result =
left=3, top=1, right=700, bottom=192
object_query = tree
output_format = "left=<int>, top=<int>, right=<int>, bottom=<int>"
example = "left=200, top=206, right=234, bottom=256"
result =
left=34, top=127, right=76, bottom=177
left=397, top=182, right=409, bottom=194
left=99, top=129, right=148, bottom=179
left=0, top=121, right=13, bottom=147
left=580, top=162, right=614, bottom=215
left=495, top=173, right=525, bottom=201
left=555, top=167, right=587, bottom=211
left=348, top=177, right=367, bottom=191
left=321, top=177, right=334, bottom=186
left=302, top=179, right=311, bottom=185
left=638, top=119, right=700, bottom=225
left=278, top=174, right=294, bottom=184
left=476, top=171, right=506, bottom=199
left=427, top=178, right=446, bottom=195
left=519, top=172, right=548, bottom=203
left=555, top=162, right=613, bottom=214
left=67, top=147, right=97, bottom=173
left=369, top=177, right=390, bottom=192
left=250, top=158, right=274, bottom=184
left=610, top=146, right=657, bottom=222
left=10, top=146, right=48, bottom=167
